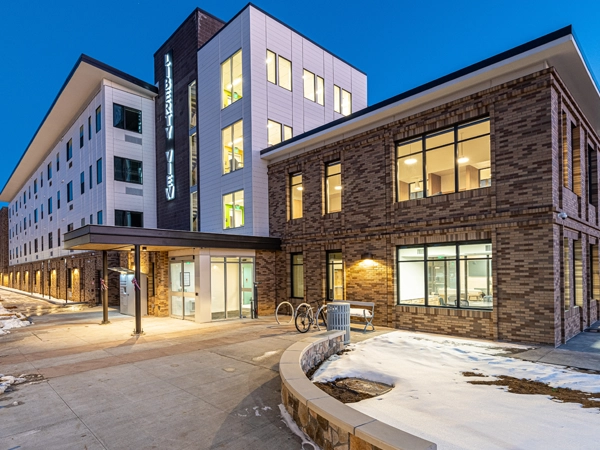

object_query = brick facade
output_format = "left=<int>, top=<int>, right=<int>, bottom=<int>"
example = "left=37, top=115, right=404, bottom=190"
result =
left=268, top=68, right=600, bottom=346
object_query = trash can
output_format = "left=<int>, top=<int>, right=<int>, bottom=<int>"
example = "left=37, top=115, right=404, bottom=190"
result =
left=327, top=301, right=351, bottom=344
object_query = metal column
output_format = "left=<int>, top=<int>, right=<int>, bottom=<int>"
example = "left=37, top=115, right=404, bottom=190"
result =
left=101, top=251, right=110, bottom=325
left=134, top=245, right=142, bottom=335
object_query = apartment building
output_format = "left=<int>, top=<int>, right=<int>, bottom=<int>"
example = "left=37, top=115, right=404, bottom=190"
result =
left=263, top=26, right=600, bottom=346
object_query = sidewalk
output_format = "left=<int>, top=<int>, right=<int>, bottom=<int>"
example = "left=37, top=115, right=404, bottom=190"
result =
left=0, top=285, right=87, bottom=306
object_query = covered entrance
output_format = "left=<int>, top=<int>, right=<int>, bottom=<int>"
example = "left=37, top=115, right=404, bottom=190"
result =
left=170, top=259, right=195, bottom=320
left=210, top=256, right=254, bottom=320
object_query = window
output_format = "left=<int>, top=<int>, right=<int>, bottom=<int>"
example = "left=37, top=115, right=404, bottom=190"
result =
left=114, top=156, right=143, bottom=184
left=96, top=158, right=103, bottom=184
left=97, top=210, right=103, bottom=225
left=398, top=242, right=492, bottom=309
left=303, top=70, right=315, bottom=101
left=34, top=239, right=38, bottom=253
left=267, top=120, right=292, bottom=146
left=223, top=190, right=244, bottom=229
left=588, top=145, right=598, bottom=206
left=222, top=120, right=244, bottom=174
left=591, top=245, right=599, bottom=300
left=67, top=223, right=73, bottom=232
left=278, top=56, right=292, bottom=91
left=89, top=165, right=92, bottom=189
left=57, top=191, right=61, bottom=209
left=564, top=238, right=571, bottom=310
left=66, top=138, right=73, bottom=161
left=67, top=268, right=72, bottom=289
left=48, top=232, right=53, bottom=250
left=34, top=209, right=38, bottom=224
left=57, top=229, right=60, bottom=247
left=88, top=116, right=92, bottom=140
left=291, top=253, right=304, bottom=298
left=221, top=50, right=243, bottom=108
left=40, top=171, right=43, bottom=188
left=188, top=81, right=197, bottom=130
left=266, top=50, right=276, bottom=84
left=574, top=241, right=583, bottom=307
left=56, top=153, right=60, bottom=172
left=572, top=124, right=581, bottom=196
left=326, top=161, right=342, bottom=213
left=41, top=236, right=44, bottom=251
left=396, top=118, right=491, bottom=201
left=303, top=70, right=324, bottom=105
left=90, top=214, right=93, bottom=225
left=47, top=162, right=52, bottom=180
left=113, top=104, right=142, bottom=133
left=67, top=181, right=73, bottom=202
left=327, top=252, right=344, bottom=301
left=290, top=173, right=303, bottom=219
left=48, top=197, right=53, bottom=215
left=334, top=85, right=352, bottom=115
left=96, top=105, right=102, bottom=132
left=34, top=179, right=37, bottom=194
left=41, top=204, right=43, bottom=219
left=23, top=217, right=26, bottom=230
left=80, top=172, right=85, bottom=195
left=23, top=191, right=26, bottom=205
left=115, top=210, right=143, bottom=228
left=80, top=125, right=84, bottom=148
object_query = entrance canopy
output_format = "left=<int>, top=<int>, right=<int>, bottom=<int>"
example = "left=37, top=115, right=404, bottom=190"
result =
left=63, top=225, right=281, bottom=252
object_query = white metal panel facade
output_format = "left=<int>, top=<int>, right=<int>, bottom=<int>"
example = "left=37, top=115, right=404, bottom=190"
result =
left=196, top=4, right=367, bottom=237
left=7, top=82, right=156, bottom=266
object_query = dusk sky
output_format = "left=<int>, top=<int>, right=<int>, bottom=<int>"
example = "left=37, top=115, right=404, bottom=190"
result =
left=1, top=0, right=599, bottom=206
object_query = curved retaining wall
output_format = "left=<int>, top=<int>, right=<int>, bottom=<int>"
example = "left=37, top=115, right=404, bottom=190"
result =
left=279, top=330, right=436, bottom=450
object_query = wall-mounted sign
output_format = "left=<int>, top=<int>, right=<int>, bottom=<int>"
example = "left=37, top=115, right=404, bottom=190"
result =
left=164, top=51, right=175, bottom=201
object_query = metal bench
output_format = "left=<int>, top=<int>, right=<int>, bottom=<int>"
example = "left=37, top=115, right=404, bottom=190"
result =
left=343, top=300, right=375, bottom=332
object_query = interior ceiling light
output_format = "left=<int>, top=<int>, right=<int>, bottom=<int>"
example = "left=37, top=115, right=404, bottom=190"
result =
left=334, top=185, right=342, bottom=190
left=404, top=158, right=417, bottom=165
left=297, top=186, right=303, bottom=191
left=458, top=156, right=469, bottom=164
left=414, top=180, right=422, bottom=191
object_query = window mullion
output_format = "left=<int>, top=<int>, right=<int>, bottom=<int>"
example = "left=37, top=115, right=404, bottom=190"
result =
left=422, top=136, right=427, bottom=198
left=454, top=126, right=459, bottom=194
left=456, top=243, right=461, bottom=309
left=424, top=246, right=428, bottom=307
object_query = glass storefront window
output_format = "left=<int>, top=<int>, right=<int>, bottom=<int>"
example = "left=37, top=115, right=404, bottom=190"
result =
left=398, top=242, right=492, bottom=309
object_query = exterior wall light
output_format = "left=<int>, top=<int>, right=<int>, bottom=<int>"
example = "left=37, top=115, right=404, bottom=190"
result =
left=361, top=252, right=373, bottom=261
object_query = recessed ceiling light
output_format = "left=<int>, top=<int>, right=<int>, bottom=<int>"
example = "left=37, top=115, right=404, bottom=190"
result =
left=404, top=158, right=417, bottom=165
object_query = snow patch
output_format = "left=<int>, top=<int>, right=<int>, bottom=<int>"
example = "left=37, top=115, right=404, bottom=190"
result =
left=0, top=304, right=32, bottom=335
left=278, top=404, right=319, bottom=450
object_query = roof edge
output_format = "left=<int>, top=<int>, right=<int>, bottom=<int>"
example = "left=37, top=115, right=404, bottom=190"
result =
left=261, top=25, right=574, bottom=156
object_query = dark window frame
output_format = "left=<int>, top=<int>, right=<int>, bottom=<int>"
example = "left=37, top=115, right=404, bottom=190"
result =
left=96, top=158, right=103, bottom=184
left=67, top=181, right=73, bottom=202
left=114, top=210, right=143, bottom=228
left=96, top=105, right=102, bottom=133
left=113, top=103, right=142, bottom=134
left=66, top=138, right=73, bottom=161
left=325, top=161, right=342, bottom=214
left=397, top=240, right=493, bottom=310
left=290, top=172, right=303, bottom=220
left=114, top=156, right=143, bottom=185
left=80, top=172, right=85, bottom=195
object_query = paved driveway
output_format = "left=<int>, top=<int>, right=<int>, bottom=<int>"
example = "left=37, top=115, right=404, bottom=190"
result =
left=1, top=305, right=312, bottom=449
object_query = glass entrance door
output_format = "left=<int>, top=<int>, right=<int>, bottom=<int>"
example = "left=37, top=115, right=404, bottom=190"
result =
left=170, top=260, right=195, bottom=320
left=210, top=256, right=254, bottom=320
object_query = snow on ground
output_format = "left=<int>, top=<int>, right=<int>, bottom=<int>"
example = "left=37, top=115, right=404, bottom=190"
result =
left=0, top=304, right=31, bottom=335
left=312, top=331, right=600, bottom=450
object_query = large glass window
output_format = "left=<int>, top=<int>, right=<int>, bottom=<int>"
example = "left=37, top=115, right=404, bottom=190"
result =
left=113, top=104, right=142, bottom=133
left=188, top=81, right=197, bottom=130
left=326, top=161, right=342, bottom=213
left=223, top=190, right=244, bottom=229
left=190, top=133, right=198, bottom=186
left=574, top=240, right=583, bottom=307
left=327, top=252, right=344, bottom=301
left=266, top=50, right=276, bottom=84
left=115, top=210, right=143, bottom=227
left=56, top=153, right=60, bottom=172
left=292, top=253, right=304, bottom=298
left=222, top=120, right=244, bottom=174
left=397, top=118, right=491, bottom=201
left=97, top=210, right=103, bottom=225
left=57, top=191, right=60, bottom=209
left=278, top=56, right=292, bottom=91
left=79, top=125, right=84, bottom=148
left=80, top=172, right=85, bottom=195
left=221, top=50, right=243, bottom=109
left=47, top=162, right=52, bottom=180
left=398, top=242, right=492, bottom=309
left=96, top=158, right=103, bottom=184
left=303, top=70, right=315, bottom=102
left=290, top=173, right=303, bottom=219
left=48, top=197, right=53, bottom=215
left=267, top=120, right=292, bottom=146
left=114, top=156, right=143, bottom=184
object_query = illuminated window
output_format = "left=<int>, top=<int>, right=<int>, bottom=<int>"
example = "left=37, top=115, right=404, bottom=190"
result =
left=333, top=85, right=351, bottom=116
left=290, top=173, right=303, bottom=219
left=188, top=81, right=197, bottom=130
left=268, top=120, right=292, bottom=146
left=266, top=50, right=276, bottom=84
left=291, top=254, right=304, bottom=298
left=223, top=190, right=244, bottom=229
left=326, top=161, right=342, bottom=213
left=396, top=118, right=491, bottom=201
left=222, top=120, right=244, bottom=174
left=303, top=70, right=324, bottom=105
left=221, top=50, right=243, bottom=108
left=278, top=56, right=292, bottom=91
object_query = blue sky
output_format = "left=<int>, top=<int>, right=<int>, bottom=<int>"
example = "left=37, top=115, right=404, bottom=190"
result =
left=1, top=0, right=599, bottom=205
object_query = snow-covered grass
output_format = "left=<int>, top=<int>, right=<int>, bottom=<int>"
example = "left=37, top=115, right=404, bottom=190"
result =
left=0, top=304, right=31, bottom=335
left=312, top=331, right=600, bottom=450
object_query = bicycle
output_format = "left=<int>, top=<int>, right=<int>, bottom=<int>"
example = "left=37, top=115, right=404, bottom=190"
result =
left=275, top=300, right=296, bottom=325
left=294, top=300, right=327, bottom=333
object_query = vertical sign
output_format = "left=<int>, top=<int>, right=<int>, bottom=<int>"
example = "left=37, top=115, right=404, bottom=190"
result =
left=164, top=51, right=175, bottom=201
